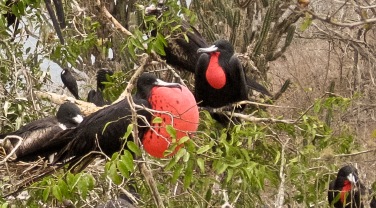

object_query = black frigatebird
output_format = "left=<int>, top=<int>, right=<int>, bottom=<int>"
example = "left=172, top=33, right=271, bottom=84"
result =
left=61, top=68, right=80, bottom=100
left=328, top=165, right=376, bottom=208
left=52, top=73, right=198, bottom=170
left=4, top=0, right=65, bottom=44
left=145, top=3, right=208, bottom=73
left=195, top=39, right=248, bottom=108
left=87, top=69, right=114, bottom=107
left=0, top=102, right=83, bottom=161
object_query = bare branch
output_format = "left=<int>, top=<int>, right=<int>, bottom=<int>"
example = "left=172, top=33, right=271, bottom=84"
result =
left=95, top=0, right=134, bottom=37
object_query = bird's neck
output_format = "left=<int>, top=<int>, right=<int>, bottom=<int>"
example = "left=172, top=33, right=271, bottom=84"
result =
left=340, top=180, right=353, bottom=203
left=206, top=52, right=226, bottom=89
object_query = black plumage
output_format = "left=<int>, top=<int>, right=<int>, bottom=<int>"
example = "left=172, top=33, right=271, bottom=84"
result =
left=0, top=102, right=83, bottom=161
left=87, top=69, right=114, bottom=107
left=61, top=68, right=80, bottom=100
left=328, top=165, right=376, bottom=208
left=195, top=39, right=248, bottom=108
left=145, top=4, right=208, bottom=73
left=52, top=73, right=181, bottom=171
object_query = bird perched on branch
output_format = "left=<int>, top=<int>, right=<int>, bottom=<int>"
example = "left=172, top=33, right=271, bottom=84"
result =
left=195, top=39, right=272, bottom=126
left=328, top=165, right=376, bottom=208
left=0, top=102, right=83, bottom=161
left=61, top=68, right=80, bottom=100
left=87, top=69, right=114, bottom=107
left=52, top=73, right=199, bottom=171
left=145, top=3, right=208, bottom=74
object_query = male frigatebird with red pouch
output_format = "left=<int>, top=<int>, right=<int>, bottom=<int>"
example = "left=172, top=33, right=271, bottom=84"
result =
left=328, top=165, right=376, bottom=208
left=52, top=73, right=199, bottom=170
left=195, top=39, right=248, bottom=109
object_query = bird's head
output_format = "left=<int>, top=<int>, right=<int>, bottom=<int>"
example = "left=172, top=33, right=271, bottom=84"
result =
left=136, top=73, right=182, bottom=99
left=56, top=102, right=84, bottom=126
left=197, top=39, right=234, bottom=56
left=337, top=165, right=360, bottom=185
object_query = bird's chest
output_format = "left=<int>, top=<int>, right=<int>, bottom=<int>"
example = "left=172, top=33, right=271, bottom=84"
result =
left=340, top=180, right=354, bottom=204
left=206, top=52, right=226, bottom=89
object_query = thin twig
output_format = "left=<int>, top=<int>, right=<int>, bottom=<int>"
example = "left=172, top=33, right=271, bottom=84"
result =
left=0, top=135, right=24, bottom=164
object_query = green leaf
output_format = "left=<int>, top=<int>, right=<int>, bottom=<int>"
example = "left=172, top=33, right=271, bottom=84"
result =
left=300, top=13, right=313, bottom=32
left=183, top=159, right=194, bottom=189
left=52, top=185, right=62, bottom=201
left=58, top=179, right=69, bottom=198
left=152, top=117, right=163, bottom=124
left=117, top=160, right=130, bottom=178
left=42, top=186, right=50, bottom=202
left=165, top=157, right=178, bottom=171
left=178, top=136, right=190, bottom=145
left=166, top=125, right=176, bottom=139
left=171, top=163, right=184, bottom=184
left=197, top=158, right=205, bottom=173
left=66, top=172, right=76, bottom=188
left=174, top=148, right=186, bottom=161
left=1, top=203, right=9, bottom=208
left=197, top=145, right=211, bottom=154
left=216, top=161, right=228, bottom=175
left=123, top=124, right=133, bottom=140
left=127, top=141, right=141, bottom=157
left=226, top=168, right=234, bottom=183
left=107, top=163, right=122, bottom=185
left=122, top=150, right=134, bottom=171
left=183, top=151, right=190, bottom=162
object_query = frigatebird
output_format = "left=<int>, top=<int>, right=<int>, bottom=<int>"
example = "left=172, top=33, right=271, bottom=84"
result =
left=328, top=165, right=376, bottom=208
left=195, top=39, right=248, bottom=108
left=61, top=68, right=80, bottom=100
left=145, top=3, right=208, bottom=73
left=52, top=73, right=199, bottom=170
left=4, top=0, right=65, bottom=44
left=0, top=102, right=83, bottom=161
left=87, top=69, right=114, bottom=107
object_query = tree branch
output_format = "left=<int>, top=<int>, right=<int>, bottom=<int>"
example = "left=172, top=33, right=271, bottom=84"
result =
left=95, top=0, right=134, bottom=37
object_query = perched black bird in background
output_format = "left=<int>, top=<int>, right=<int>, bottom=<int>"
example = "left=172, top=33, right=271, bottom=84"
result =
left=4, top=0, right=66, bottom=44
left=0, top=102, right=83, bottom=161
left=328, top=165, right=376, bottom=208
left=51, top=73, right=182, bottom=171
left=145, top=3, right=208, bottom=73
left=87, top=69, right=114, bottom=107
left=61, top=68, right=80, bottom=100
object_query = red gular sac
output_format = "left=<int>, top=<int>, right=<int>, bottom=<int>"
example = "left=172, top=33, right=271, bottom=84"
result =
left=143, top=85, right=199, bottom=158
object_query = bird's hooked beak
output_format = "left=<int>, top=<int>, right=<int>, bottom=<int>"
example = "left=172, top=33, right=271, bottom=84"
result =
left=197, top=45, right=218, bottom=54
left=154, top=79, right=182, bottom=91
left=347, top=173, right=357, bottom=185
left=73, top=114, right=84, bottom=124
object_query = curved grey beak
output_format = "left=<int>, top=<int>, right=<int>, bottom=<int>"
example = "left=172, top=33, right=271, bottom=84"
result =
left=347, top=173, right=357, bottom=184
left=73, top=115, right=84, bottom=124
left=154, top=79, right=182, bottom=90
left=197, top=45, right=218, bottom=53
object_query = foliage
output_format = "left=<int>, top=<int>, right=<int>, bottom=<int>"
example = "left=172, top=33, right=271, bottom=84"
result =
left=0, top=0, right=372, bottom=207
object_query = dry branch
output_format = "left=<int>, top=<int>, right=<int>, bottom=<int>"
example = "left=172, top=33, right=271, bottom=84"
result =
left=95, top=0, right=134, bottom=37
left=34, top=91, right=102, bottom=116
